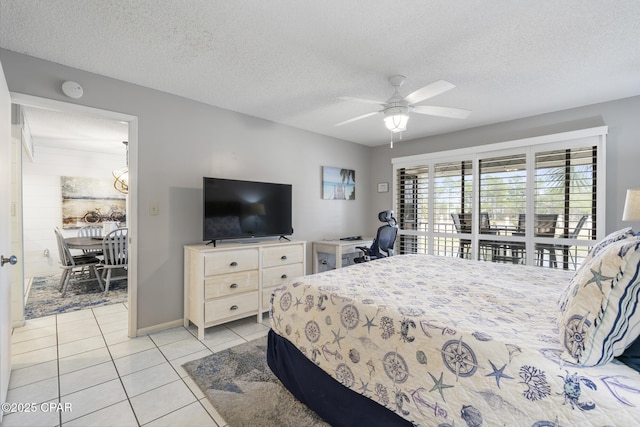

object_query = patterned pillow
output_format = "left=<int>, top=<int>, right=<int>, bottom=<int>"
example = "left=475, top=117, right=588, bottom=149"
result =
left=558, top=236, right=640, bottom=366
left=557, top=227, right=635, bottom=308
left=581, top=227, right=636, bottom=266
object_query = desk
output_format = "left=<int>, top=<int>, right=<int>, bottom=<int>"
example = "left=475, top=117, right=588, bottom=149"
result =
left=312, top=238, right=374, bottom=273
left=65, top=236, right=104, bottom=251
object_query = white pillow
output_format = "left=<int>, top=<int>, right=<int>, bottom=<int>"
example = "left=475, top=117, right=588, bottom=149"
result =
left=583, top=227, right=636, bottom=264
left=558, top=235, right=640, bottom=366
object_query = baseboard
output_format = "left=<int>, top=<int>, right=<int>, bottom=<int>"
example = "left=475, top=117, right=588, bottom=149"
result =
left=12, top=319, right=25, bottom=329
left=135, top=318, right=184, bottom=337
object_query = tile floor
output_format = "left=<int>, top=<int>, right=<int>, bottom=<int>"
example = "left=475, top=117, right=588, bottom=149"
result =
left=2, top=303, right=271, bottom=427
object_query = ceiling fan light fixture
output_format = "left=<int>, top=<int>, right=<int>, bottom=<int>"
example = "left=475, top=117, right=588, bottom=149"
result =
left=384, top=106, right=410, bottom=133
left=336, top=76, right=469, bottom=144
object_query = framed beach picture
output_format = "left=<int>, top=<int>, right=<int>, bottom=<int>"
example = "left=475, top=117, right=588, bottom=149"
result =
left=322, top=166, right=355, bottom=200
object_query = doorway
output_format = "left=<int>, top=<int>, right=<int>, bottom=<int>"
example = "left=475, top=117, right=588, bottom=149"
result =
left=10, top=93, right=138, bottom=337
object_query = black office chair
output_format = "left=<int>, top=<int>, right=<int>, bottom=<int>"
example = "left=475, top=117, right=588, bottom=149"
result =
left=354, top=210, right=398, bottom=263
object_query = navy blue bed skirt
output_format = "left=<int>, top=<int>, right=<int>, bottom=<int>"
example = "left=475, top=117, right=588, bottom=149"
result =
left=267, top=329, right=414, bottom=427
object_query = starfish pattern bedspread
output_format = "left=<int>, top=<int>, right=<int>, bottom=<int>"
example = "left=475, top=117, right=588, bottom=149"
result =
left=270, top=254, right=640, bottom=426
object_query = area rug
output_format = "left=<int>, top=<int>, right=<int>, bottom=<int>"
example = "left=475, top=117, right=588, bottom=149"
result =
left=183, top=335, right=329, bottom=427
left=24, top=274, right=127, bottom=319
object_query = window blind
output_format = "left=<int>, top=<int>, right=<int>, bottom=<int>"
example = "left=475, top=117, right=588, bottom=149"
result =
left=396, top=165, right=428, bottom=254
left=392, top=128, right=604, bottom=270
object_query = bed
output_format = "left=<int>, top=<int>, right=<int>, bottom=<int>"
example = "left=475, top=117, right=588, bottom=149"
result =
left=267, top=229, right=640, bottom=426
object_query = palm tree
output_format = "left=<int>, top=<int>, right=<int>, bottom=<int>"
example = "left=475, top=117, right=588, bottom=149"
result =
left=340, top=169, right=355, bottom=184
left=340, top=169, right=356, bottom=200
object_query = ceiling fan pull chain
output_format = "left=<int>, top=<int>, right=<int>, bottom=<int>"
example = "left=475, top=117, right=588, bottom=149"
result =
left=390, top=132, right=394, bottom=148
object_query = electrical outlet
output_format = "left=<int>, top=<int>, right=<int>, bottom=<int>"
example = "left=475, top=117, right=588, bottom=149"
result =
left=149, top=202, right=159, bottom=216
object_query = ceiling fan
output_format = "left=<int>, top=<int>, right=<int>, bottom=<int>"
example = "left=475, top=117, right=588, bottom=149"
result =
left=336, top=75, right=471, bottom=147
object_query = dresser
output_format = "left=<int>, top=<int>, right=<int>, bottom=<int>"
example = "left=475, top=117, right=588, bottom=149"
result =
left=184, top=240, right=306, bottom=339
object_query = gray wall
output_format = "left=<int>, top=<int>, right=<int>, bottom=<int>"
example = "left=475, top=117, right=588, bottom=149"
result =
left=0, top=49, right=372, bottom=331
left=4, top=46, right=639, bottom=332
left=370, top=95, right=640, bottom=233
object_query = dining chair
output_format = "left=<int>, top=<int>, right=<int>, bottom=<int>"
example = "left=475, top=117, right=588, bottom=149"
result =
left=54, top=227, right=103, bottom=297
left=101, top=228, right=128, bottom=295
left=78, top=225, right=104, bottom=257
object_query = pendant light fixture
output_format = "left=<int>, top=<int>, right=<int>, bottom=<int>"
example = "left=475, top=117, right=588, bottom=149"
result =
left=112, top=141, right=129, bottom=194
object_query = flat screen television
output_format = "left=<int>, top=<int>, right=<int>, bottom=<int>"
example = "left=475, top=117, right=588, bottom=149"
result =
left=203, top=177, right=293, bottom=244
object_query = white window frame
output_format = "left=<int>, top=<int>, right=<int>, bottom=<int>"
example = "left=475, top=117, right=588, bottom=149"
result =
left=392, top=126, right=607, bottom=264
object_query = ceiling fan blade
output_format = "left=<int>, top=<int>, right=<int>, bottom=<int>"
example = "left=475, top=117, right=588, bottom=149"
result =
left=404, top=80, right=456, bottom=105
left=413, top=105, right=471, bottom=119
left=335, top=111, right=380, bottom=127
left=338, top=96, right=386, bottom=106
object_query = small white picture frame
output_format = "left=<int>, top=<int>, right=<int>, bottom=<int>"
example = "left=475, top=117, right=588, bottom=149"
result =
left=377, top=182, right=389, bottom=193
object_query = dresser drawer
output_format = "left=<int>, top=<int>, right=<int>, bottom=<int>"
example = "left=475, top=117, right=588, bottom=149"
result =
left=204, top=270, right=258, bottom=299
left=262, top=263, right=304, bottom=288
left=205, top=291, right=258, bottom=324
left=204, top=249, right=259, bottom=276
left=262, top=245, right=304, bottom=268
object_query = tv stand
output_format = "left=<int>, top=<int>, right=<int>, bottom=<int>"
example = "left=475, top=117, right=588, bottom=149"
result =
left=206, top=240, right=217, bottom=247
left=184, top=240, right=306, bottom=340
left=279, top=235, right=291, bottom=241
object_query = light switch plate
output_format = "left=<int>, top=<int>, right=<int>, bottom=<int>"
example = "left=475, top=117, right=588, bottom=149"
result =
left=150, top=202, right=159, bottom=216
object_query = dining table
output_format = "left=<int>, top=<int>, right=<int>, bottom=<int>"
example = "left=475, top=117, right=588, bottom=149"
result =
left=65, top=236, right=104, bottom=251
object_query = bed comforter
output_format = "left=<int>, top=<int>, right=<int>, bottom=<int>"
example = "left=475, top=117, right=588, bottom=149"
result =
left=269, top=254, right=640, bottom=426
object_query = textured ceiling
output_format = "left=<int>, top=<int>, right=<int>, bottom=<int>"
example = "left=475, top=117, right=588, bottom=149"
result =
left=2, top=0, right=640, bottom=147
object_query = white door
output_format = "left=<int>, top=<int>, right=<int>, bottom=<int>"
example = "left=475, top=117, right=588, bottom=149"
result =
left=0, top=59, right=15, bottom=421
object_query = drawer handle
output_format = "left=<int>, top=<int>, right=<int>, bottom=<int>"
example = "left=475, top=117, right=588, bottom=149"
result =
left=230, top=261, right=238, bottom=267
left=230, top=305, right=238, bottom=311
left=230, top=283, right=238, bottom=289
left=281, top=274, right=288, bottom=279
left=281, top=255, right=287, bottom=260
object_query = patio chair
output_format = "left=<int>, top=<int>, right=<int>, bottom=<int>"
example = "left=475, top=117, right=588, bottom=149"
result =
left=452, top=212, right=501, bottom=260
left=534, top=214, right=559, bottom=267
left=509, top=214, right=560, bottom=267
left=555, top=215, right=589, bottom=269
left=451, top=212, right=471, bottom=258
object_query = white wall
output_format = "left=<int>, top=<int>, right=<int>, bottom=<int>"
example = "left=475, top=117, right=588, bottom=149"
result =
left=0, top=49, right=372, bottom=331
left=21, top=145, right=125, bottom=277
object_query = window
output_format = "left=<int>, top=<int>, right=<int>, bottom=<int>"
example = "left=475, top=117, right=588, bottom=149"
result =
left=392, top=127, right=607, bottom=270
left=396, top=165, right=428, bottom=254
